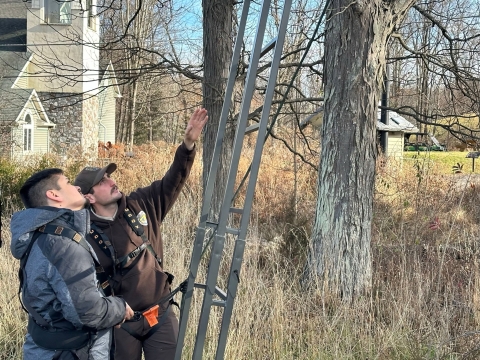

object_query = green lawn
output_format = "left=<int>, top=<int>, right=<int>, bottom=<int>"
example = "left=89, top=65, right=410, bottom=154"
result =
left=402, top=150, right=480, bottom=174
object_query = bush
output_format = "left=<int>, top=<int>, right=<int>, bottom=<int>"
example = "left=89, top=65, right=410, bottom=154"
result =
left=0, top=157, right=31, bottom=213
left=0, top=154, right=67, bottom=214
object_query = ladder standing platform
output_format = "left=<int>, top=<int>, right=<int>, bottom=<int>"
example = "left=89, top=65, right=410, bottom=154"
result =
left=174, top=0, right=292, bottom=358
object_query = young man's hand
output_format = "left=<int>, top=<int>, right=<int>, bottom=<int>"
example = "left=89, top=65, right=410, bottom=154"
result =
left=115, top=302, right=134, bottom=328
left=184, top=108, right=208, bottom=150
left=125, top=303, right=134, bottom=320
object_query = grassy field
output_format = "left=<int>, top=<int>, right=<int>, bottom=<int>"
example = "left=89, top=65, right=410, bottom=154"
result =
left=2, top=145, right=480, bottom=359
left=403, top=151, right=480, bottom=174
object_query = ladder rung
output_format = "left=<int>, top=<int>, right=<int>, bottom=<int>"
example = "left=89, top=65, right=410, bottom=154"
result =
left=215, top=287, right=227, bottom=300
left=226, top=227, right=240, bottom=235
left=229, top=207, right=244, bottom=214
left=260, top=37, right=276, bottom=58
left=193, top=283, right=227, bottom=303
left=212, top=300, right=226, bottom=308
left=206, top=221, right=218, bottom=228
left=245, top=123, right=259, bottom=134
left=193, top=283, right=205, bottom=290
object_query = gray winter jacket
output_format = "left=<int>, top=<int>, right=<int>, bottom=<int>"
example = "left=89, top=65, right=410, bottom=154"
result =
left=10, top=206, right=127, bottom=360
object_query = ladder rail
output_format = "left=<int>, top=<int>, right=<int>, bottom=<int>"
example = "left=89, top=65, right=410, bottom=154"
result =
left=214, top=1, right=293, bottom=357
left=174, top=1, right=252, bottom=358
left=199, top=0, right=252, bottom=224
left=175, top=0, right=293, bottom=358
left=192, top=1, right=273, bottom=358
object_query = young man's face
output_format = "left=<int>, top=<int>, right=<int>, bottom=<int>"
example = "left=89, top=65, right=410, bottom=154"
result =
left=88, top=174, right=122, bottom=207
left=55, top=175, right=89, bottom=210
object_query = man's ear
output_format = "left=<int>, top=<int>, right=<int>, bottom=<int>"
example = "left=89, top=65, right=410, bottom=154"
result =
left=45, top=189, right=61, bottom=203
left=84, top=193, right=96, bottom=204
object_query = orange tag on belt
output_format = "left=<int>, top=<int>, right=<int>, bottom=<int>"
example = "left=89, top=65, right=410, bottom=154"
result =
left=143, top=305, right=159, bottom=327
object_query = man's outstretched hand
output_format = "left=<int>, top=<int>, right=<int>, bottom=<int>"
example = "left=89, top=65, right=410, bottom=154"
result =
left=184, top=108, right=208, bottom=150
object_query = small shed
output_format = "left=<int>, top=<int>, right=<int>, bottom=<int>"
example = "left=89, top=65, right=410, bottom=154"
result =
left=300, top=107, right=419, bottom=159
left=376, top=109, right=419, bottom=158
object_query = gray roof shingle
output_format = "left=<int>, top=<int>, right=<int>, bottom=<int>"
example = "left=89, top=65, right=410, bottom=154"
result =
left=376, top=109, right=420, bottom=133
left=0, top=51, right=32, bottom=123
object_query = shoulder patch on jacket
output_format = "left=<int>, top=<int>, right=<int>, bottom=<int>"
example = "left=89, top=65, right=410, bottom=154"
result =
left=136, top=211, right=148, bottom=226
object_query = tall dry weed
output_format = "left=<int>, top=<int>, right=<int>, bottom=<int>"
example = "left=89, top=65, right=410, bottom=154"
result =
left=2, top=146, right=480, bottom=359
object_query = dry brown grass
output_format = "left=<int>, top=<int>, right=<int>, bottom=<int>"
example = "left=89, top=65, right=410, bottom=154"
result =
left=2, top=142, right=480, bottom=359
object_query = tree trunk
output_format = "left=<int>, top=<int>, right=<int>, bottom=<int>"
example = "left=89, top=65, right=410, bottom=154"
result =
left=129, top=80, right=138, bottom=151
left=306, top=0, right=415, bottom=301
left=202, top=0, right=234, bottom=220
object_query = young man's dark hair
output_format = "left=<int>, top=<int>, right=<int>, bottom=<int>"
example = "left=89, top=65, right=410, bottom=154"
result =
left=20, top=168, right=63, bottom=208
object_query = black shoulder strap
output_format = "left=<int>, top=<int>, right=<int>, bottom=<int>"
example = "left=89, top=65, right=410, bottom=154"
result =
left=123, top=208, right=145, bottom=236
left=89, top=223, right=117, bottom=268
left=123, top=208, right=162, bottom=266
left=37, top=224, right=94, bottom=257
left=19, top=225, right=113, bottom=323
left=38, top=224, right=113, bottom=295
left=87, top=224, right=116, bottom=295
left=18, top=231, right=48, bottom=326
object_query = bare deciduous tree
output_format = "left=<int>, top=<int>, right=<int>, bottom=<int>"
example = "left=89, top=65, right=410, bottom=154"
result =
left=304, top=0, right=480, bottom=301
left=201, top=0, right=235, bottom=219
left=304, top=0, right=416, bottom=301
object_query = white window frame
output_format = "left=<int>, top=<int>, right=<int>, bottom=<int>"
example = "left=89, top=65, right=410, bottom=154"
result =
left=23, top=113, right=34, bottom=153
left=44, top=0, right=72, bottom=24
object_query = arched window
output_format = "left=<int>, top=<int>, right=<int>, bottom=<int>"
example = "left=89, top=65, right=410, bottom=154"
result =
left=23, top=114, right=33, bottom=152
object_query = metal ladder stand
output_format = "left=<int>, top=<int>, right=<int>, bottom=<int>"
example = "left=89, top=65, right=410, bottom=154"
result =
left=174, top=0, right=292, bottom=358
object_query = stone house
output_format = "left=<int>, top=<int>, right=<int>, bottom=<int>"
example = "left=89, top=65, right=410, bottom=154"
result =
left=0, top=0, right=120, bottom=159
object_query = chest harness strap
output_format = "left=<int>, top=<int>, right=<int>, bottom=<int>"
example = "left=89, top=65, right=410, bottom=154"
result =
left=89, top=208, right=179, bottom=340
left=36, top=225, right=109, bottom=294
left=88, top=208, right=164, bottom=295
left=122, top=208, right=162, bottom=266
left=89, top=208, right=162, bottom=269
left=89, top=209, right=180, bottom=342
left=88, top=224, right=116, bottom=294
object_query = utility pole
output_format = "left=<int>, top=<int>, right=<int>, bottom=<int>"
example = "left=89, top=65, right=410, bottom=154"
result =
left=380, top=63, right=390, bottom=154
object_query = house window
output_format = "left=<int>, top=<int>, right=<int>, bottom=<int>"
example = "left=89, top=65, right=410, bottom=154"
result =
left=23, top=114, right=33, bottom=152
left=86, top=0, right=95, bottom=29
left=44, top=0, right=72, bottom=24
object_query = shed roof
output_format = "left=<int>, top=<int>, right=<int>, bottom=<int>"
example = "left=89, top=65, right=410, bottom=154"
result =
left=300, top=106, right=420, bottom=133
left=377, top=109, right=419, bottom=133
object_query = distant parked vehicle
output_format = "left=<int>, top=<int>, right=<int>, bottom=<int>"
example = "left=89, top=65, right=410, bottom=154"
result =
left=404, top=132, right=447, bottom=151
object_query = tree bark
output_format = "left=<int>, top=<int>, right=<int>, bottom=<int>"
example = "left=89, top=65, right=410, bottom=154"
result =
left=202, top=0, right=235, bottom=220
left=128, top=79, right=138, bottom=151
left=306, top=0, right=415, bottom=301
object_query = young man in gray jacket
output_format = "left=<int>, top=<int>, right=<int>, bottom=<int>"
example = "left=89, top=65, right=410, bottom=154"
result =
left=10, top=168, right=134, bottom=360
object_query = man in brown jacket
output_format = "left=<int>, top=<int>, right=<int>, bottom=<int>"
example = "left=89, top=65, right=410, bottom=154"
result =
left=74, top=108, right=208, bottom=360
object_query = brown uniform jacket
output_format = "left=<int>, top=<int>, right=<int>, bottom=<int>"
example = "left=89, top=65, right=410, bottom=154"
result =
left=86, top=142, right=195, bottom=311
